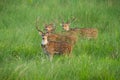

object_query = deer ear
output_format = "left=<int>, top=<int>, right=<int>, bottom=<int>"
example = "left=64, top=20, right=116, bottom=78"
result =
left=39, top=31, right=43, bottom=35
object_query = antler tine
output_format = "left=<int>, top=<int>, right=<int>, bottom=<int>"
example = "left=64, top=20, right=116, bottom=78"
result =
left=68, top=16, right=77, bottom=23
left=35, top=17, right=43, bottom=33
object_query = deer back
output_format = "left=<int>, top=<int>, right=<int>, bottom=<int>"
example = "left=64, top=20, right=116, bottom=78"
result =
left=47, top=32, right=77, bottom=45
left=79, top=28, right=98, bottom=39
left=47, top=33, right=60, bottom=41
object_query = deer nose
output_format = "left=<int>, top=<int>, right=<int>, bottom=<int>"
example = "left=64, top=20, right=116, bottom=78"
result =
left=42, top=38, right=45, bottom=40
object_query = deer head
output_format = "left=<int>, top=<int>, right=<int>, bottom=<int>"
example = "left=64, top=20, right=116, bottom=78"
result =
left=61, top=17, right=76, bottom=31
left=44, top=23, right=56, bottom=33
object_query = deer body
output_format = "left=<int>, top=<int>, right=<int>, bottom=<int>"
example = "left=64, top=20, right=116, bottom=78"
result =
left=79, top=28, right=98, bottom=39
left=41, top=41, right=72, bottom=55
left=62, top=23, right=98, bottom=39
left=40, top=33, right=72, bottom=61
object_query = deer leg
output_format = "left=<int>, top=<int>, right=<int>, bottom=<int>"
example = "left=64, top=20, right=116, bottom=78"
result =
left=48, top=54, right=53, bottom=62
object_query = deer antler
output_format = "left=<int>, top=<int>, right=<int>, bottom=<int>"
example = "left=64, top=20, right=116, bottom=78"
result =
left=35, top=17, right=43, bottom=33
left=68, top=16, right=77, bottom=24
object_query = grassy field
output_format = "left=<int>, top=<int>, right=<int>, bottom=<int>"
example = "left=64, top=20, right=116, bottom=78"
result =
left=0, top=0, right=120, bottom=80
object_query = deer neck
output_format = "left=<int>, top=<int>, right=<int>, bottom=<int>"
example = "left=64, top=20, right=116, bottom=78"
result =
left=47, top=32, right=52, bottom=35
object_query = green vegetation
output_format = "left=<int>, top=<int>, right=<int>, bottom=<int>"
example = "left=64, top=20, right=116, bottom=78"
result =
left=0, top=0, right=120, bottom=80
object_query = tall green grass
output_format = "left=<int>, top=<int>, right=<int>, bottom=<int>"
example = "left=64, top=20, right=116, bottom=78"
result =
left=0, top=0, right=120, bottom=80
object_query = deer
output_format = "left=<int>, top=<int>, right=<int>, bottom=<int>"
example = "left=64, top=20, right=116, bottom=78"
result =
left=61, top=17, right=98, bottom=39
left=36, top=27, right=73, bottom=61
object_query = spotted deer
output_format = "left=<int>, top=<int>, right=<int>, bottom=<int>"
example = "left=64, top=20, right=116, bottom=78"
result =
left=36, top=27, right=73, bottom=61
left=61, top=17, right=98, bottom=39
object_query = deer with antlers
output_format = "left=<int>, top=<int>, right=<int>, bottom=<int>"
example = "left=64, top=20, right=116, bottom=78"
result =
left=36, top=26, right=73, bottom=61
left=61, top=17, right=98, bottom=39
